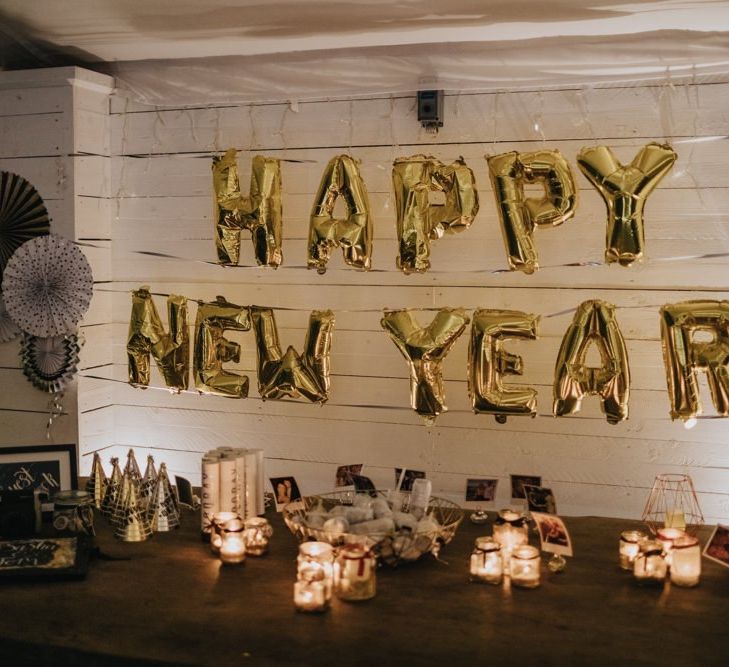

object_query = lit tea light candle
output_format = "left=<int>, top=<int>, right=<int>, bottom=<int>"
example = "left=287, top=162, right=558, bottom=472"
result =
left=297, top=542, right=334, bottom=600
left=619, top=530, right=647, bottom=570
left=633, top=540, right=667, bottom=585
left=664, top=509, right=686, bottom=531
left=656, top=527, right=686, bottom=566
left=493, top=509, right=528, bottom=571
left=670, top=535, right=701, bottom=587
left=210, top=512, right=239, bottom=555
left=244, top=517, right=273, bottom=556
left=294, top=580, right=328, bottom=613
left=219, top=518, right=246, bottom=565
left=334, top=544, right=376, bottom=601
left=510, top=545, right=541, bottom=588
left=469, top=537, right=503, bottom=585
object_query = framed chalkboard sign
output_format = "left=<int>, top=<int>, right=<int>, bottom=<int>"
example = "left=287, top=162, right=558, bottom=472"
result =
left=0, top=536, right=89, bottom=579
left=0, top=444, right=77, bottom=511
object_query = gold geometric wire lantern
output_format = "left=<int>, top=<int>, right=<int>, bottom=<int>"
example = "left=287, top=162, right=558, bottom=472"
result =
left=641, top=473, right=704, bottom=536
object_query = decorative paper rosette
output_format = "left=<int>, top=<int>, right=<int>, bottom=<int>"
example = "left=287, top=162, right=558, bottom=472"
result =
left=0, top=291, right=20, bottom=343
left=1, top=234, right=93, bottom=337
left=20, top=332, right=81, bottom=393
left=0, top=171, right=50, bottom=279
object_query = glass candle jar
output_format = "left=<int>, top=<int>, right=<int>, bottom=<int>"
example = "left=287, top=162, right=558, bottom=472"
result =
left=210, top=512, right=239, bottom=555
left=510, top=545, right=541, bottom=588
left=670, top=535, right=701, bottom=587
left=244, top=517, right=273, bottom=556
left=657, top=527, right=686, bottom=566
left=633, top=540, right=667, bottom=585
left=294, top=580, right=328, bottom=613
left=297, top=542, right=334, bottom=600
left=334, top=544, right=376, bottom=601
left=469, top=537, right=503, bottom=585
left=219, top=518, right=246, bottom=565
left=493, top=509, right=528, bottom=570
left=619, top=530, right=646, bottom=570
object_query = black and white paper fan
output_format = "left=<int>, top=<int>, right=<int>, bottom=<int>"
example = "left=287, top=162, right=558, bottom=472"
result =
left=0, top=172, right=50, bottom=280
left=2, top=234, right=93, bottom=337
left=0, top=291, right=20, bottom=343
left=20, top=332, right=81, bottom=394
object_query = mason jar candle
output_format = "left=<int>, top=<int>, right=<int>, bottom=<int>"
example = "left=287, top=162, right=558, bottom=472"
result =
left=219, top=518, right=247, bottom=565
left=297, top=542, right=335, bottom=600
left=493, top=509, right=528, bottom=564
left=619, top=530, right=647, bottom=570
left=244, top=517, right=273, bottom=556
left=510, top=545, right=541, bottom=588
left=469, top=537, right=503, bottom=585
left=294, top=579, right=328, bottom=613
left=657, top=527, right=686, bottom=566
left=334, top=544, right=376, bottom=601
left=210, top=512, right=239, bottom=555
left=633, top=540, right=667, bottom=585
left=670, top=535, right=701, bottom=587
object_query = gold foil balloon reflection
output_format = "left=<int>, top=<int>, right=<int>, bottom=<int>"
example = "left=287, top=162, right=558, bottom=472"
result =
left=553, top=300, right=630, bottom=424
left=468, top=309, right=539, bottom=423
left=660, top=300, right=729, bottom=422
left=193, top=297, right=250, bottom=398
left=392, top=155, right=479, bottom=274
left=250, top=307, right=335, bottom=403
left=487, top=149, right=577, bottom=274
left=212, top=149, right=283, bottom=267
left=381, top=308, right=470, bottom=423
left=577, top=143, right=676, bottom=266
left=127, top=288, right=189, bottom=392
left=308, top=155, right=373, bottom=274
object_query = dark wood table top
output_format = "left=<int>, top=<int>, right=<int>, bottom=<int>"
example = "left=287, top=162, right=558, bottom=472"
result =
left=0, top=507, right=727, bottom=666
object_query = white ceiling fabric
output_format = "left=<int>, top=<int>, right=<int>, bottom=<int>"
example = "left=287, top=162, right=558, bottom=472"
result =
left=1, top=0, right=728, bottom=104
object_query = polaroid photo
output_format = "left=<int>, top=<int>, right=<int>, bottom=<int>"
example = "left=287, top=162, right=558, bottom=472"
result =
left=523, top=484, right=557, bottom=514
left=394, top=468, right=426, bottom=492
left=531, top=512, right=573, bottom=557
left=703, top=524, right=729, bottom=569
left=510, top=474, right=542, bottom=500
left=335, top=464, right=363, bottom=488
left=269, top=476, right=302, bottom=512
left=465, top=478, right=498, bottom=503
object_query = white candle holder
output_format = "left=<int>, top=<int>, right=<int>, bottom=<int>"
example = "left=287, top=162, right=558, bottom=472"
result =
left=469, top=537, right=503, bottom=585
left=297, top=541, right=334, bottom=600
left=219, top=518, right=246, bottom=565
left=244, top=517, right=273, bottom=556
left=210, top=512, right=239, bottom=555
left=294, top=580, right=328, bottom=613
left=493, top=509, right=528, bottom=572
left=656, top=527, right=686, bottom=566
left=670, top=535, right=701, bottom=587
left=510, top=545, right=541, bottom=588
left=619, top=530, right=646, bottom=570
left=633, top=540, right=667, bottom=585
left=334, top=544, right=376, bottom=601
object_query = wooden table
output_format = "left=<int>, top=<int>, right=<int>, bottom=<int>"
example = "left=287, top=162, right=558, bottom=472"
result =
left=1, top=508, right=727, bottom=666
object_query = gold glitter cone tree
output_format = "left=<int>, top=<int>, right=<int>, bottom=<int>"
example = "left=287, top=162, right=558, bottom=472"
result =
left=124, top=448, right=142, bottom=484
left=111, top=462, right=143, bottom=530
left=113, top=473, right=153, bottom=542
left=141, top=455, right=157, bottom=508
left=101, top=457, right=122, bottom=519
left=86, top=452, right=107, bottom=510
left=149, top=463, right=180, bottom=532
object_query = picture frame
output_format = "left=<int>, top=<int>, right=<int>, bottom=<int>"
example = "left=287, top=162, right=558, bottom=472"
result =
left=531, top=512, right=573, bottom=557
left=0, top=536, right=89, bottom=580
left=465, top=478, right=498, bottom=502
left=0, top=444, right=78, bottom=512
left=703, top=523, right=729, bottom=569
left=269, top=476, right=302, bottom=512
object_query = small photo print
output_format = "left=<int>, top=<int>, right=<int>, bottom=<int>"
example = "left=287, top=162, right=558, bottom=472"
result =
left=532, top=512, right=573, bottom=557
left=523, top=485, right=557, bottom=514
left=511, top=474, right=542, bottom=500
left=335, top=464, right=363, bottom=488
left=351, top=474, right=377, bottom=496
left=703, top=524, right=729, bottom=568
left=269, top=476, right=302, bottom=512
left=465, top=478, right=498, bottom=502
left=394, top=468, right=426, bottom=492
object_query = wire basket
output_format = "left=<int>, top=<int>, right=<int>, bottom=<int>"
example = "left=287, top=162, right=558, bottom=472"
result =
left=283, top=490, right=464, bottom=567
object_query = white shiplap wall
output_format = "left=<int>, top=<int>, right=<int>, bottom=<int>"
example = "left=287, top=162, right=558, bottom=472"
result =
left=92, top=79, right=729, bottom=522
left=0, top=67, right=113, bottom=455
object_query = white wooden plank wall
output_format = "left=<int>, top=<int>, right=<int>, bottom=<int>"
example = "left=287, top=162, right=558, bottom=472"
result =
left=100, top=80, right=729, bottom=522
left=0, top=68, right=113, bottom=461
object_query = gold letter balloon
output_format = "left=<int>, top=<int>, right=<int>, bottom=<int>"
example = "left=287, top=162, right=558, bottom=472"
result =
left=212, top=149, right=283, bottom=267
left=392, top=155, right=479, bottom=274
left=468, top=309, right=539, bottom=423
left=660, top=300, right=729, bottom=422
left=308, top=155, right=373, bottom=274
left=577, top=143, right=676, bottom=266
left=250, top=307, right=335, bottom=403
left=193, top=297, right=251, bottom=398
left=381, top=308, right=470, bottom=423
left=127, top=288, right=189, bottom=392
left=553, top=300, right=630, bottom=424
left=487, top=149, right=577, bottom=274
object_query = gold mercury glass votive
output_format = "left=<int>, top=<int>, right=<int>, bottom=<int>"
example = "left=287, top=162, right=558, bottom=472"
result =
left=297, top=542, right=335, bottom=601
left=210, top=512, right=239, bottom=555
left=294, top=579, right=328, bottom=613
left=470, top=537, right=503, bottom=585
left=219, top=518, right=247, bottom=565
left=633, top=540, right=667, bottom=585
left=244, top=517, right=273, bottom=556
left=619, top=530, right=647, bottom=570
